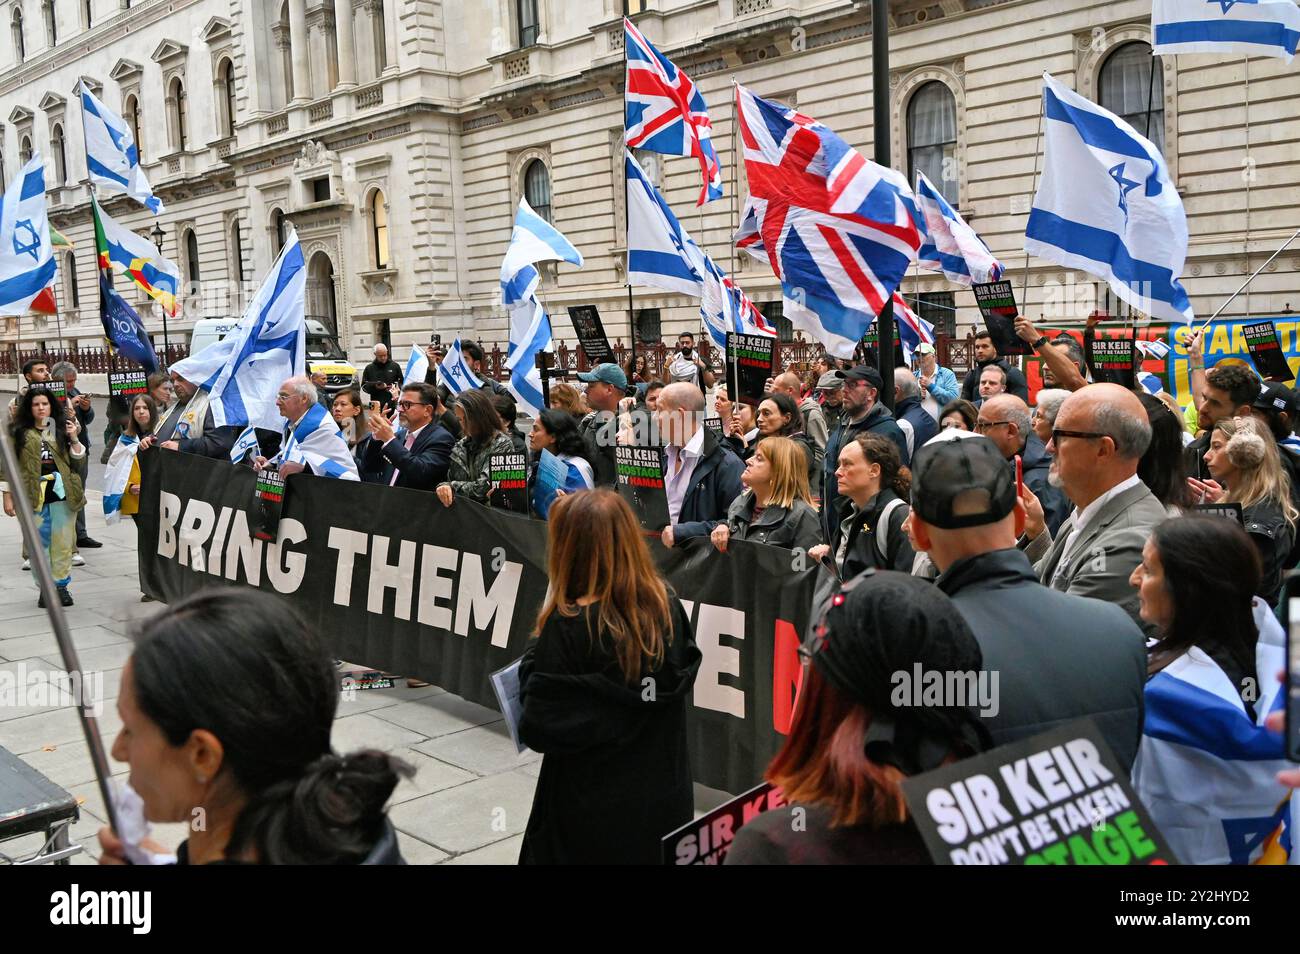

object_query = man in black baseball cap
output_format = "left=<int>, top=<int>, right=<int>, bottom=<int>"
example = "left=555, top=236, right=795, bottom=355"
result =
left=907, top=434, right=1146, bottom=768
left=820, top=364, right=910, bottom=542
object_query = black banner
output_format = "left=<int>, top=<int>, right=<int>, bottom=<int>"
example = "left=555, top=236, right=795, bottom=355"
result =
left=901, top=719, right=1177, bottom=865
left=1242, top=320, right=1294, bottom=383
left=567, top=305, right=615, bottom=366
left=724, top=332, right=778, bottom=406
left=136, top=451, right=814, bottom=794
left=1087, top=336, right=1136, bottom=389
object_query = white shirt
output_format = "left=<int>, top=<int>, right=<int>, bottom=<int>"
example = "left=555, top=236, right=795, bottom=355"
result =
left=665, top=425, right=706, bottom=525
left=1054, top=473, right=1141, bottom=580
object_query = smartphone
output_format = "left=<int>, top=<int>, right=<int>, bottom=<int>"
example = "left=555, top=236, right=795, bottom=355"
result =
left=430, top=334, right=441, bottom=349
left=369, top=401, right=380, bottom=414
left=1288, top=587, right=1300, bottom=762
left=1014, top=454, right=1023, bottom=499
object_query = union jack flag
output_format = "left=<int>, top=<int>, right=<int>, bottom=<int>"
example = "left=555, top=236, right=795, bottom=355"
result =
left=735, top=85, right=924, bottom=353
left=888, top=292, right=935, bottom=361
left=624, top=18, right=723, bottom=205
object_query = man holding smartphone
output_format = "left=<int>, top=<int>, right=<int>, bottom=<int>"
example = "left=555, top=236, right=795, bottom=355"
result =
left=667, top=332, right=715, bottom=391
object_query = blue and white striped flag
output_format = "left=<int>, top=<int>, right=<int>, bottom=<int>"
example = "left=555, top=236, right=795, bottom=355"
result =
left=0, top=155, right=57, bottom=317
left=915, top=171, right=1003, bottom=287
left=1137, top=370, right=1165, bottom=394
left=1153, top=0, right=1300, bottom=62
left=403, top=344, right=429, bottom=387
left=1025, top=74, right=1194, bottom=326
left=269, top=402, right=358, bottom=480
left=500, top=198, right=583, bottom=415
left=1132, top=642, right=1295, bottom=864
left=79, top=80, right=164, bottom=214
left=439, top=339, right=484, bottom=395
left=170, top=229, right=306, bottom=430
left=101, top=433, right=141, bottom=525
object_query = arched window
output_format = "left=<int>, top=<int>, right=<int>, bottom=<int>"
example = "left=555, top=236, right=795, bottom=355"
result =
left=66, top=251, right=79, bottom=308
left=372, top=0, right=387, bottom=73
left=907, top=81, right=958, bottom=205
left=272, top=207, right=286, bottom=256
left=184, top=228, right=200, bottom=284
left=124, top=94, right=143, bottom=155
left=168, top=77, right=188, bottom=151
left=19, top=135, right=32, bottom=165
left=229, top=218, right=244, bottom=283
left=51, top=123, right=67, bottom=185
left=1100, top=42, right=1165, bottom=155
left=523, top=159, right=551, bottom=222
left=12, top=8, right=25, bottom=63
left=42, top=0, right=56, bottom=48
left=517, top=0, right=538, bottom=48
left=218, top=58, right=236, bottom=137
left=371, top=189, right=389, bottom=269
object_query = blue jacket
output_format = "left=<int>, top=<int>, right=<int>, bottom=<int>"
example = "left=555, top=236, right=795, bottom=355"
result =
left=664, top=427, right=745, bottom=542
left=895, top=394, right=938, bottom=460
left=916, top=365, right=959, bottom=407
left=363, top=423, right=455, bottom=490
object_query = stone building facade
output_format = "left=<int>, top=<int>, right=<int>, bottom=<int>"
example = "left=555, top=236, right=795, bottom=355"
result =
left=1, top=0, right=1297, bottom=366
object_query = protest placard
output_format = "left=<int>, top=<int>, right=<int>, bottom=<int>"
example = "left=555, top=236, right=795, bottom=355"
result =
left=662, top=781, right=786, bottom=865
left=567, top=305, right=615, bottom=366
left=108, top=370, right=150, bottom=399
left=28, top=380, right=68, bottom=401
left=972, top=282, right=1030, bottom=356
left=616, top=444, right=670, bottom=531
left=901, top=719, right=1177, bottom=865
left=1087, top=336, right=1136, bottom=389
left=1191, top=502, right=1244, bottom=524
left=489, top=452, right=529, bottom=514
left=1242, top=320, right=1295, bottom=383
left=725, top=332, right=778, bottom=406
left=251, top=470, right=285, bottom=543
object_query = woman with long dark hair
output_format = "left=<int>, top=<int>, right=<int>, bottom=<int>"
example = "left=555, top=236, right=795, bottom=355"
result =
left=436, top=389, right=516, bottom=508
left=103, top=394, right=159, bottom=524
left=5, top=388, right=87, bottom=606
left=518, top=490, right=701, bottom=864
left=97, top=589, right=411, bottom=865
left=727, top=571, right=990, bottom=864
left=1129, top=517, right=1292, bottom=865
left=1137, top=392, right=1191, bottom=513
left=811, top=433, right=918, bottom=578
left=722, top=392, right=821, bottom=489
left=528, top=408, right=595, bottom=516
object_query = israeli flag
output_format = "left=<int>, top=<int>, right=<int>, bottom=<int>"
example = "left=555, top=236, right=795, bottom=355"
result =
left=1137, top=370, right=1165, bottom=394
left=439, top=339, right=484, bottom=395
left=0, top=155, right=57, bottom=317
left=627, top=150, right=706, bottom=298
left=228, top=425, right=262, bottom=464
left=504, top=298, right=551, bottom=415
left=1153, top=0, right=1300, bottom=62
left=915, top=171, right=1003, bottom=286
left=101, top=433, right=141, bottom=525
left=1132, top=642, right=1296, bottom=865
left=1025, top=74, right=1194, bottom=326
left=80, top=81, right=164, bottom=214
left=276, top=402, right=358, bottom=480
left=171, top=229, right=306, bottom=430
left=404, top=344, right=429, bottom=387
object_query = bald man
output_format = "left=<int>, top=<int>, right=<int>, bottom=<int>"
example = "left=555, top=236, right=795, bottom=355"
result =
left=769, top=371, right=828, bottom=450
left=654, top=382, right=744, bottom=548
left=1018, top=384, right=1165, bottom=632
left=979, top=393, right=1069, bottom=536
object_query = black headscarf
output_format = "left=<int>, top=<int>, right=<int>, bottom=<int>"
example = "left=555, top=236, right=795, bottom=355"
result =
left=811, top=570, right=992, bottom=775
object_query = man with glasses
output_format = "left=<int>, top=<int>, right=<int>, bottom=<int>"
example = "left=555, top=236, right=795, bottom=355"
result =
left=248, top=376, right=358, bottom=480
left=363, top=382, right=454, bottom=490
left=1017, top=383, right=1164, bottom=632
left=978, top=393, right=1068, bottom=536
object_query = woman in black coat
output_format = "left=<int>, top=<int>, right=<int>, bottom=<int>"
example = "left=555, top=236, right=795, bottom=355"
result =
left=518, top=489, right=701, bottom=865
left=711, top=436, right=822, bottom=554
left=719, top=392, right=822, bottom=494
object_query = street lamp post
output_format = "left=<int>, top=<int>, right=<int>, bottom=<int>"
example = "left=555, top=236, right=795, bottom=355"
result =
left=151, top=222, right=169, bottom=367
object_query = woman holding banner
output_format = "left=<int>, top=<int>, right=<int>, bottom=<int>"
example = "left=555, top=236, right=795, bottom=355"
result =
left=725, top=571, right=989, bottom=865
left=712, top=437, right=821, bottom=553
left=98, top=589, right=411, bottom=864
left=517, top=490, right=701, bottom=864
left=1189, top=416, right=1296, bottom=605
left=5, top=389, right=87, bottom=607
left=103, top=394, right=159, bottom=523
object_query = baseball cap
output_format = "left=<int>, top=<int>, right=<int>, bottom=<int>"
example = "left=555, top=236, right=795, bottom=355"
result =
left=1252, top=381, right=1299, bottom=416
left=577, top=363, right=628, bottom=390
left=910, top=435, right=1017, bottom=529
left=916, top=343, right=936, bottom=356
left=816, top=370, right=846, bottom=391
left=842, top=365, right=884, bottom=390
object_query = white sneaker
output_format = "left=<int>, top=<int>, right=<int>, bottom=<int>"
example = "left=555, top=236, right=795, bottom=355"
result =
left=71, top=554, right=86, bottom=567
left=21, top=559, right=30, bottom=570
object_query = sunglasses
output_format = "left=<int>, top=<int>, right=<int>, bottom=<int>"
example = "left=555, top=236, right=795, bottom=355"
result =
left=1050, top=428, right=1109, bottom=444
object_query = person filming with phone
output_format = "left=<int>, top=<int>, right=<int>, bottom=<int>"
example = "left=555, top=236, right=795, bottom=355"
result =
left=666, top=332, right=716, bottom=391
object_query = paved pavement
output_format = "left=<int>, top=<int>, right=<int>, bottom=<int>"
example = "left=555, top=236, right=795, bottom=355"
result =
left=0, top=483, right=541, bottom=865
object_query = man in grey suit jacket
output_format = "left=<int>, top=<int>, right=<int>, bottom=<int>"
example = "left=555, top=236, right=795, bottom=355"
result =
left=1019, top=384, right=1166, bottom=634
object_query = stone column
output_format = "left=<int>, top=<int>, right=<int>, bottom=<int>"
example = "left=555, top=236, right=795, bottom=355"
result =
left=335, top=0, right=356, bottom=89
left=289, top=0, right=311, bottom=103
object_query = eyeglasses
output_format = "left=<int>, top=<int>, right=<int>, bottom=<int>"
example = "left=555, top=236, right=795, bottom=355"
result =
left=1051, top=428, right=1109, bottom=443
left=275, top=392, right=292, bottom=400
left=975, top=420, right=1012, bottom=433
left=397, top=400, right=430, bottom=410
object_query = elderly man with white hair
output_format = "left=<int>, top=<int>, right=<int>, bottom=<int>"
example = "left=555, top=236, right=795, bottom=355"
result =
left=361, top=342, right=403, bottom=412
left=238, top=375, right=359, bottom=480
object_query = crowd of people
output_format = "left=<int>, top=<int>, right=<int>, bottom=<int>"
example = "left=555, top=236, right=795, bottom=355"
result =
left=7, top=321, right=1298, bottom=867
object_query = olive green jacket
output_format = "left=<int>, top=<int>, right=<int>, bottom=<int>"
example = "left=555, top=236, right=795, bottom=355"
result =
left=443, top=431, right=516, bottom=503
left=17, top=426, right=87, bottom=513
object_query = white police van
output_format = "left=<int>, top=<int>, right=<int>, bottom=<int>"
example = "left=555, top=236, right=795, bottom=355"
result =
left=188, top=318, right=358, bottom=396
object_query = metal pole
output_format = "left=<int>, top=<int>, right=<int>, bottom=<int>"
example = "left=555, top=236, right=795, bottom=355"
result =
left=1199, top=225, right=1300, bottom=330
left=0, top=432, right=121, bottom=836
left=623, top=22, right=637, bottom=379
left=871, top=0, right=895, bottom=412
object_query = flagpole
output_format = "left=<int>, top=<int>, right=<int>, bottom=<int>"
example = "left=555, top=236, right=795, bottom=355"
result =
left=1243, top=55, right=1252, bottom=319
left=1020, top=86, right=1046, bottom=319
left=622, top=20, right=637, bottom=381
left=1198, top=226, right=1300, bottom=331
left=871, top=0, right=895, bottom=411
